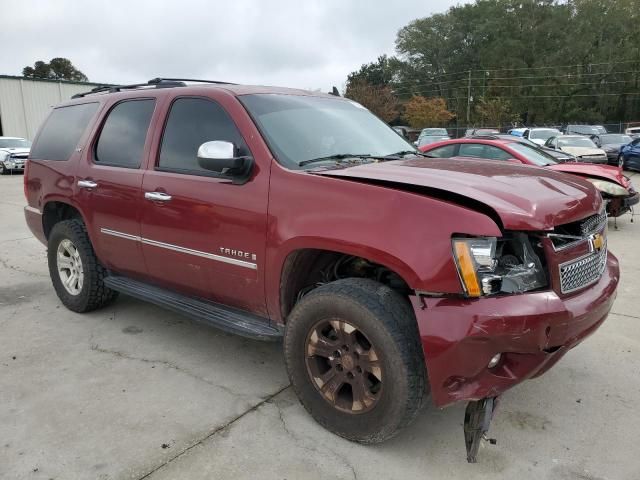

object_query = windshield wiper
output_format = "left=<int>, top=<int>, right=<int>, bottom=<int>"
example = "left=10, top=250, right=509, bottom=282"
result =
left=298, top=154, right=371, bottom=167
left=383, top=150, right=428, bottom=158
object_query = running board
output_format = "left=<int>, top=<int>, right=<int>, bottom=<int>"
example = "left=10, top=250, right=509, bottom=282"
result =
left=104, top=276, right=282, bottom=341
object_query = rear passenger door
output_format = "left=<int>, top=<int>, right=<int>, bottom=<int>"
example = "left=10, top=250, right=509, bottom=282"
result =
left=75, top=98, right=158, bottom=278
left=139, top=95, right=269, bottom=315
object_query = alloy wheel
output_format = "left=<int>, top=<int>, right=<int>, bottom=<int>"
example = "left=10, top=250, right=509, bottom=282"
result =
left=56, top=239, right=84, bottom=295
left=305, top=318, right=383, bottom=414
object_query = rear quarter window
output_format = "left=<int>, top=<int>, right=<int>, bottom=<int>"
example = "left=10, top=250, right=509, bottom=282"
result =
left=29, top=103, right=99, bottom=161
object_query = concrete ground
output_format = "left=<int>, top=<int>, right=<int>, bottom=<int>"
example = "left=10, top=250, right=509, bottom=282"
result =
left=0, top=172, right=639, bottom=480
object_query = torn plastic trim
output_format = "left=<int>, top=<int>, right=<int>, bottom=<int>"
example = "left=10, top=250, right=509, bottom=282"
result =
left=464, top=396, right=498, bottom=463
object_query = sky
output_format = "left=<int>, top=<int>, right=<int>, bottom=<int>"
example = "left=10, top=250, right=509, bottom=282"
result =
left=1, top=0, right=465, bottom=91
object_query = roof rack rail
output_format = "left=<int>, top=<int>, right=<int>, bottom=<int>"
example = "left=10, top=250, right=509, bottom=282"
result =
left=71, top=77, right=236, bottom=99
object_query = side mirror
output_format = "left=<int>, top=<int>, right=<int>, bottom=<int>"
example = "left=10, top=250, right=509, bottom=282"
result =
left=197, top=141, right=253, bottom=185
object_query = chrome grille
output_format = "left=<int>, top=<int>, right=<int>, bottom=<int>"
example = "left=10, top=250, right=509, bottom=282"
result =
left=559, top=242, right=607, bottom=294
left=580, top=211, right=607, bottom=236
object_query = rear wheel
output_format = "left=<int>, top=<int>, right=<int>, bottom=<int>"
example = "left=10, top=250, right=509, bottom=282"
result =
left=47, top=219, right=118, bottom=312
left=284, top=278, right=426, bottom=443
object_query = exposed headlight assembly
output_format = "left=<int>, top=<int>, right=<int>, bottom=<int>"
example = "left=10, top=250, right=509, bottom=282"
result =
left=452, top=233, right=547, bottom=297
left=586, top=178, right=629, bottom=197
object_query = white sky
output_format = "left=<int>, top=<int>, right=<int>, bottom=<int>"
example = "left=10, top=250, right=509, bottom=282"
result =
left=1, top=0, right=466, bottom=91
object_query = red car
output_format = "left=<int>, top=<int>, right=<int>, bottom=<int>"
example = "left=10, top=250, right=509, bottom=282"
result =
left=24, top=79, right=618, bottom=462
left=420, top=136, right=639, bottom=218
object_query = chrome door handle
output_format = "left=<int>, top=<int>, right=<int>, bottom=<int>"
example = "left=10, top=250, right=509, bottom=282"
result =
left=78, top=180, right=98, bottom=189
left=145, top=191, right=172, bottom=202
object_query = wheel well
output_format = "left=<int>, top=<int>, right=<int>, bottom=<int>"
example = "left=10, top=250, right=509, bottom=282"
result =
left=42, top=202, right=83, bottom=239
left=280, top=249, right=412, bottom=320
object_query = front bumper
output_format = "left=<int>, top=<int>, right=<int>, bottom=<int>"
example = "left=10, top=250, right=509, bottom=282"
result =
left=607, top=191, right=639, bottom=217
left=577, top=156, right=607, bottom=164
left=411, top=253, right=619, bottom=408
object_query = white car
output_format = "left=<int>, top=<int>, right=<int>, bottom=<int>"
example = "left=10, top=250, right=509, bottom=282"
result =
left=0, top=137, right=31, bottom=174
left=544, top=135, right=607, bottom=164
left=521, top=128, right=562, bottom=146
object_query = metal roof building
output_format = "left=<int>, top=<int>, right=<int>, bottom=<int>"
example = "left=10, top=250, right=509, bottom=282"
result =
left=0, top=75, right=106, bottom=140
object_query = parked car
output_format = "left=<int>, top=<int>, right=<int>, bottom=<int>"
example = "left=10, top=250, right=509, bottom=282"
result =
left=544, top=135, right=607, bottom=164
left=521, top=127, right=562, bottom=145
left=624, top=126, right=640, bottom=138
left=565, top=124, right=608, bottom=136
left=464, top=128, right=499, bottom=137
left=392, top=126, right=409, bottom=139
left=25, top=78, right=619, bottom=462
left=500, top=133, right=577, bottom=162
left=415, top=128, right=450, bottom=147
left=590, top=133, right=634, bottom=165
left=0, top=136, right=31, bottom=174
left=619, top=137, right=640, bottom=171
left=420, top=137, right=638, bottom=218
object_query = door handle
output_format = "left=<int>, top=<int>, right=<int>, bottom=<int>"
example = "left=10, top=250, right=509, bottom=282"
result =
left=145, top=191, right=172, bottom=202
left=78, top=180, right=98, bottom=189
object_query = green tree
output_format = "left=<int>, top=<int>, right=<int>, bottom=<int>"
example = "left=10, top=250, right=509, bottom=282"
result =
left=23, top=58, right=88, bottom=82
left=344, top=79, right=399, bottom=123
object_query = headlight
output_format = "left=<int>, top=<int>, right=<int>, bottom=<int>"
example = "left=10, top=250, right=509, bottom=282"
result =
left=452, top=234, right=547, bottom=297
left=586, top=178, right=629, bottom=196
left=3, top=160, right=15, bottom=168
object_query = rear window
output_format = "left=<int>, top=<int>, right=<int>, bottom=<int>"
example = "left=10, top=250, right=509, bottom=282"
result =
left=30, top=103, right=99, bottom=161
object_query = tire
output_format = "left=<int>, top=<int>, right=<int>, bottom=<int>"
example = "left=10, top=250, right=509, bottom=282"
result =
left=618, top=154, right=626, bottom=170
left=47, top=219, right=118, bottom=312
left=284, top=278, right=427, bottom=444
left=0, top=164, right=5, bottom=175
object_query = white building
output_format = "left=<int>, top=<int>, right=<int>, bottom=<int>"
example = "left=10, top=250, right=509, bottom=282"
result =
left=0, top=75, right=106, bottom=140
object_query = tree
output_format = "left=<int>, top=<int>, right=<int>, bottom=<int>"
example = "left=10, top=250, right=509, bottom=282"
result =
left=23, top=58, right=88, bottom=82
left=403, top=96, right=455, bottom=128
left=346, top=55, right=396, bottom=88
left=344, top=79, right=399, bottom=123
left=474, top=98, right=517, bottom=126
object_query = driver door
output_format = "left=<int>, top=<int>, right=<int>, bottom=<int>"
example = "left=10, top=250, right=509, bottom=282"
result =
left=139, top=95, right=270, bottom=315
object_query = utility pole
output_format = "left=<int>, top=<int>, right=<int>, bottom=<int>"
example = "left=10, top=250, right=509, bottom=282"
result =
left=466, top=70, right=472, bottom=125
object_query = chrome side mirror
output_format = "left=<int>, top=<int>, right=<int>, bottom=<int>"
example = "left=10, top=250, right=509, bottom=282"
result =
left=197, top=141, right=253, bottom=184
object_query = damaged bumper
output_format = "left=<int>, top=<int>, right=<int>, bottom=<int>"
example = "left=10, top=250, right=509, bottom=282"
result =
left=411, top=253, right=619, bottom=408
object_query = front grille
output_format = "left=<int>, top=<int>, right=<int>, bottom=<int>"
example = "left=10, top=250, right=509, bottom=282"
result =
left=559, top=242, right=607, bottom=294
left=580, top=211, right=607, bottom=236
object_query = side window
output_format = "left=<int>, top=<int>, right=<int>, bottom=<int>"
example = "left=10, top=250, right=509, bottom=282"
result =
left=158, top=97, right=248, bottom=174
left=95, top=99, right=155, bottom=168
left=426, top=144, right=456, bottom=158
left=482, top=145, right=512, bottom=160
left=545, top=137, right=554, bottom=147
left=459, top=143, right=486, bottom=158
left=30, top=103, right=99, bottom=161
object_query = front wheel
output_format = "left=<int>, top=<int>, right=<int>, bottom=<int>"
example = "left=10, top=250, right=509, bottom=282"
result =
left=48, top=219, right=118, bottom=312
left=284, top=278, right=427, bottom=444
left=618, top=154, right=626, bottom=169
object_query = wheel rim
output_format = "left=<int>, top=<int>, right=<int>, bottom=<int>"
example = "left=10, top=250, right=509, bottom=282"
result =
left=56, top=239, right=84, bottom=295
left=305, top=319, right=383, bottom=414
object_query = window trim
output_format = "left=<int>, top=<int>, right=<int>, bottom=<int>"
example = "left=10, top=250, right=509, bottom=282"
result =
left=92, top=97, right=156, bottom=169
left=154, top=95, right=251, bottom=179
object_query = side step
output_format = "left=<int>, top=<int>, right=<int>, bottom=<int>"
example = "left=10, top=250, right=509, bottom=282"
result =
left=104, top=276, right=283, bottom=341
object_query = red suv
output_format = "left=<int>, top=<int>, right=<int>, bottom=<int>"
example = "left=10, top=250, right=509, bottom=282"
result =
left=24, top=79, right=618, bottom=462
left=420, top=136, right=639, bottom=218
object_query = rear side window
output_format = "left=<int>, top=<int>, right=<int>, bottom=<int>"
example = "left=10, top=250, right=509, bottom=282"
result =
left=30, top=103, right=99, bottom=161
left=158, top=97, right=248, bottom=174
left=95, top=99, right=155, bottom=168
left=426, top=144, right=457, bottom=158
left=459, top=143, right=511, bottom=160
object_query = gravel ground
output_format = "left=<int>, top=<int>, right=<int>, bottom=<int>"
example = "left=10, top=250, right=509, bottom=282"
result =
left=0, top=172, right=638, bottom=480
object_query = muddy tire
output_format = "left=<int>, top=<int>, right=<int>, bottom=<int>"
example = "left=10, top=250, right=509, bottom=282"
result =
left=284, top=278, right=427, bottom=443
left=48, top=219, right=118, bottom=312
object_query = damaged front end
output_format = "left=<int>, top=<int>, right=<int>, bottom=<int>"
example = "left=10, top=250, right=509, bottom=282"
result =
left=411, top=210, right=619, bottom=463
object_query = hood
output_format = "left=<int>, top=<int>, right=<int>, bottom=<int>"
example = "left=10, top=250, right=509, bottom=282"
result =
left=0, top=147, right=30, bottom=155
left=549, top=162, right=630, bottom=188
left=314, top=157, right=601, bottom=231
left=559, top=146, right=605, bottom=156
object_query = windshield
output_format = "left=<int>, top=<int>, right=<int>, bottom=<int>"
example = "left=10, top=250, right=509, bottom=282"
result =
left=529, top=129, right=560, bottom=140
left=600, top=134, right=632, bottom=144
left=558, top=137, right=597, bottom=148
left=509, top=143, right=557, bottom=166
left=0, top=138, right=31, bottom=148
left=422, top=128, right=448, bottom=136
left=240, top=94, right=415, bottom=169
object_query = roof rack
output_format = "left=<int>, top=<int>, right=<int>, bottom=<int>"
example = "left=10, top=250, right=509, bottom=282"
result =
left=71, top=77, right=237, bottom=99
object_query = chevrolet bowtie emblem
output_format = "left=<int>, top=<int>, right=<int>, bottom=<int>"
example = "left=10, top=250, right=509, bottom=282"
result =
left=592, top=233, right=604, bottom=251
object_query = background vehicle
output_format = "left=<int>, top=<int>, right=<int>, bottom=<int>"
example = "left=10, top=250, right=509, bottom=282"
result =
left=415, top=127, right=450, bottom=147
left=522, top=127, right=561, bottom=145
left=619, top=138, right=640, bottom=171
left=544, top=135, right=607, bottom=163
left=464, top=128, right=499, bottom=137
left=421, top=137, right=638, bottom=217
left=625, top=126, right=640, bottom=138
left=590, top=133, right=634, bottom=165
left=566, top=124, right=608, bottom=135
left=501, top=133, right=577, bottom=162
left=0, top=136, right=31, bottom=174
left=24, top=78, right=618, bottom=461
